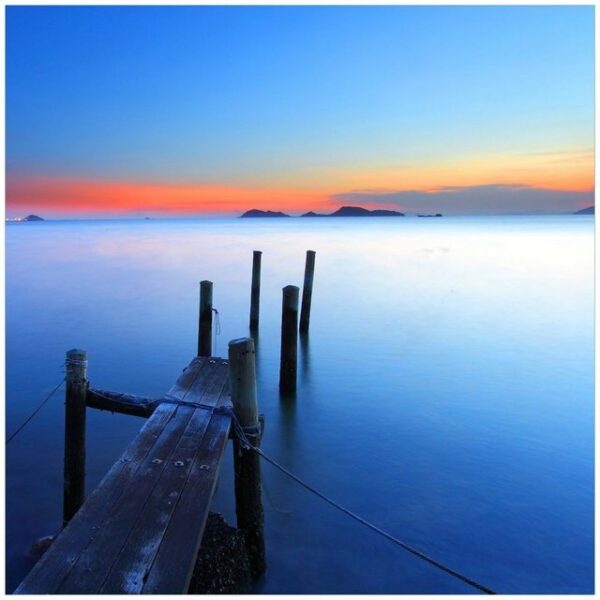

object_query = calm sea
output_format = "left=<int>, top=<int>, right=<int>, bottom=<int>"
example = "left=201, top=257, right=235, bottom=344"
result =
left=5, top=215, right=594, bottom=593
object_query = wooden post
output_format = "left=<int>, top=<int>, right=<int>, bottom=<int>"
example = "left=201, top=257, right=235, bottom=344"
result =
left=228, top=337, right=266, bottom=578
left=198, top=280, right=213, bottom=357
left=279, top=285, right=299, bottom=393
left=63, top=349, right=88, bottom=527
left=249, top=250, right=262, bottom=331
left=299, top=250, right=316, bottom=333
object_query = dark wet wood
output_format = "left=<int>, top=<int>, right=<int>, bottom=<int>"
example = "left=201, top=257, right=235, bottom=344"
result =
left=141, top=404, right=231, bottom=592
left=279, top=285, right=299, bottom=393
left=229, top=337, right=266, bottom=577
left=99, top=364, right=230, bottom=594
left=198, top=280, right=213, bottom=357
left=299, top=250, right=316, bottom=333
left=249, top=250, right=262, bottom=331
left=14, top=402, right=179, bottom=594
left=86, top=388, right=159, bottom=418
left=15, top=357, right=232, bottom=595
left=63, top=349, right=88, bottom=526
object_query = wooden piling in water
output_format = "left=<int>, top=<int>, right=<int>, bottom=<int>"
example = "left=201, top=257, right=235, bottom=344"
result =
left=228, top=337, right=266, bottom=578
left=198, top=280, right=213, bottom=357
left=249, top=250, right=262, bottom=331
left=279, top=285, right=299, bottom=393
left=63, top=349, right=88, bottom=527
left=299, top=250, right=316, bottom=333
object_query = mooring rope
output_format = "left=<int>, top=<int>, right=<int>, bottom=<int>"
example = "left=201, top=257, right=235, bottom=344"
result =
left=226, top=408, right=497, bottom=595
left=7, top=371, right=495, bottom=593
left=261, top=470, right=294, bottom=515
left=155, top=393, right=495, bottom=593
left=6, top=378, right=65, bottom=446
left=212, top=308, right=221, bottom=354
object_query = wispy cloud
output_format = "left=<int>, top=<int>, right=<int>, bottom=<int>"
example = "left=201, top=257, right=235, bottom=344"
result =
left=331, top=184, right=594, bottom=215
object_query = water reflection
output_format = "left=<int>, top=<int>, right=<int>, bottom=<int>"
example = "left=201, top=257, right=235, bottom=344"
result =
left=5, top=216, right=594, bottom=594
left=299, top=332, right=311, bottom=383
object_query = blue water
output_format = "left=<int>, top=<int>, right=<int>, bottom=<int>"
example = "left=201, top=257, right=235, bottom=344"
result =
left=5, top=215, right=594, bottom=593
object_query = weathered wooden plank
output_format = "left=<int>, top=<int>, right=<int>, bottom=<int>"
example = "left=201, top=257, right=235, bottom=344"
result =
left=54, top=360, right=228, bottom=593
left=54, top=404, right=197, bottom=593
left=165, top=357, right=212, bottom=403
left=14, top=402, right=179, bottom=594
left=141, top=410, right=232, bottom=592
left=99, top=362, right=230, bottom=593
left=15, top=357, right=232, bottom=595
left=87, top=389, right=159, bottom=418
left=57, top=404, right=197, bottom=592
left=166, top=359, right=227, bottom=408
left=99, top=409, right=215, bottom=593
left=85, top=357, right=214, bottom=419
left=165, top=357, right=210, bottom=402
left=15, top=358, right=211, bottom=594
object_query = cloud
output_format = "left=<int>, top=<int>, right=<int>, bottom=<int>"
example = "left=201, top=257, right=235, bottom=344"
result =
left=331, top=184, right=595, bottom=215
left=6, top=174, right=595, bottom=218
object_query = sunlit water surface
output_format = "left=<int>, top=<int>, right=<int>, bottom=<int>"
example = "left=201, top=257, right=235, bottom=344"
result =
left=6, top=216, right=594, bottom=593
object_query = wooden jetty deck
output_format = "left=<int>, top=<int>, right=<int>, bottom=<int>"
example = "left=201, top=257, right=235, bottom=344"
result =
left=11, top=262, right=496, bottom=596
left=13, top=258, right=317, bottom=595
left=15, top=355, right=249, bottom=594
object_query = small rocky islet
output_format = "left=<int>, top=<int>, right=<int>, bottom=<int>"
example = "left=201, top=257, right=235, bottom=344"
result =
left=240, top=206, right=409, bottom=218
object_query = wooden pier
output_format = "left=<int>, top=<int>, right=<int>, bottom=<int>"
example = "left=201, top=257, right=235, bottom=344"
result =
left=16, top=347, right=263, bottom=594
left=14, top=251, right=317, bottom=595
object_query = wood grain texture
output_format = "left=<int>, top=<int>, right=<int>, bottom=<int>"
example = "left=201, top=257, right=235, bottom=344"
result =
left=63, top=349, right=88, bottom=526
left=15, top=357, right=232, bottom=595
left=86, top=389, right=159, bottom=418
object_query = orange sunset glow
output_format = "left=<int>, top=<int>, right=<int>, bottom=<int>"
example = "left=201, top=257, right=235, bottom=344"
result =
left=6, top=176, right=335, bottom=216
left=6, top=6, right=594, bottom=217
left=6, top=145, right=594, bottom=218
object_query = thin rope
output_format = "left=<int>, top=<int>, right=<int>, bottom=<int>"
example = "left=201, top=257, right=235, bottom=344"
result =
left=227, top=409, right=496, bottom=595
left=212, top=308, right=221, bottom=336
left=6, top=379, right=65, bottom=446
left=212, top=308, right=221, bottom=354
left=152, top=396, right=496, bottom=594
left=261, top=471, right=294, bottom=515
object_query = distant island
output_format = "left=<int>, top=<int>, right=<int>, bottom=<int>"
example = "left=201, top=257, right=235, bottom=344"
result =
left=6, top=214, right=45, bottom=222
left=240, top=206, right=407, bottom=218
left=240, top=209, right=290, bottom=218
left=574, top=206, right=594, bottom=215
left=315, top=206, right=405, bottom=217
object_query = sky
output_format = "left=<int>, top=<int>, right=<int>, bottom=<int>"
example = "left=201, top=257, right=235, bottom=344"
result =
left=5, top=5, right=595, bottom=217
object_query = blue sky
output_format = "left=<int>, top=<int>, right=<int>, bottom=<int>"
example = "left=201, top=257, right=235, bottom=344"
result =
left=6, top=5, right=595, bottom=215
